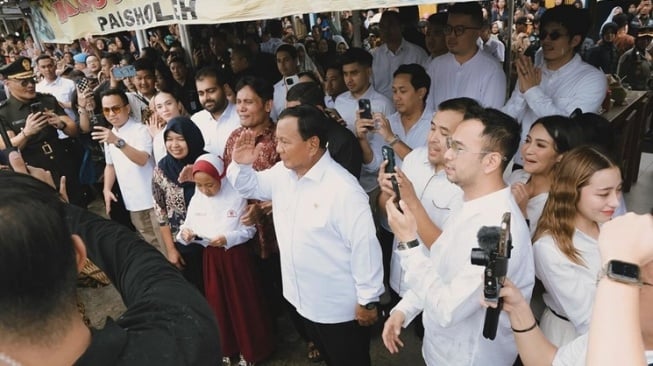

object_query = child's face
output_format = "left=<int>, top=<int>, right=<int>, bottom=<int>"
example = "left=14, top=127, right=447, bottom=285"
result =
left=194, top=171, right=221, bottom=197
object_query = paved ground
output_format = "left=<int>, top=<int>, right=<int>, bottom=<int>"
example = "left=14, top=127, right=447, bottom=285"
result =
left=80, top=199, right=426, bottom=365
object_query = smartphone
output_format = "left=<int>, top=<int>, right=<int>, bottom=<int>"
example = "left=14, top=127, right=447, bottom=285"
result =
left=382, top=145, right=396, bottom=174
left=358, top=98, right=373, bottom=120
left=30, top=102, right=44, bottom=114
left=112, top=65, right=136, bottom=79
left=390, top=175, right=402, bottom=213
left=285, top=75, right=300, bottom=90
left=76, top=77, right=90, bottom=92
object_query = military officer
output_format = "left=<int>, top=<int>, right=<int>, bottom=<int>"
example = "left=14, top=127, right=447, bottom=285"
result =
left=0, top=57, right=83, bottom=206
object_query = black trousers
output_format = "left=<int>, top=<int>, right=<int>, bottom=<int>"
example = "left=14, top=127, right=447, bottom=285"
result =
left=300, top=313, right=371, bottom=366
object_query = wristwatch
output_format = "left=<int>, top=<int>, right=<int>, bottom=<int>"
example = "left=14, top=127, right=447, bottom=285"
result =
left=360, top=301, right=379, bottom=310
left=598, top=260, right=642, bottom=286
left=397, top=239, right=419, bottom=251
left=114, top=139, right=126, bottom=149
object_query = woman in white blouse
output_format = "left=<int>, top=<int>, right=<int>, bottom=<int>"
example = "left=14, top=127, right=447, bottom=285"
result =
left=532, top=146, right=622, bottom=347
left=508, top=116, right=583, bottom=236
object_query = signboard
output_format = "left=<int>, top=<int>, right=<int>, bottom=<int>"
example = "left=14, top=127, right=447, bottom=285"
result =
left=32, top=0, right=444, bottom=43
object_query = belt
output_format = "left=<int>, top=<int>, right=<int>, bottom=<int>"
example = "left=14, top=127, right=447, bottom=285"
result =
left=548, top=307, right=570, bottom=322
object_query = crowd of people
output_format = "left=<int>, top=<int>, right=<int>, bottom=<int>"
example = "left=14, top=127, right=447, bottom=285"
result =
left=0, top=1, right=653, bottom=366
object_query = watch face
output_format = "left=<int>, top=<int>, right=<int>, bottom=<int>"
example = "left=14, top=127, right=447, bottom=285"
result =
left=608, top=260, right=641, bottom=283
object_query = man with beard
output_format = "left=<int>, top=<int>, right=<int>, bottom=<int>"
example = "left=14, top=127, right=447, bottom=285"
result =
left=502, top=5, right=606, bottom=168
left=191, top=66, right=241, bottom=157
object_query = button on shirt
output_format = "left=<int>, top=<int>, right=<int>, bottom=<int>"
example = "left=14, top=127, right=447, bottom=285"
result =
left=389, top=146, right=463, bottom=296
left=534, top=230, right=602, bottom=336
left=501, top=54, right=607, bottom=165
left=372, top=39, right=429, bottom=100
left=334, top=87, right=394, bottom=192
left=105, top=118, right=155, bottom=211
left=393, top=187, right=534, bottom=366
left=226, top=152, right=384, bottom=324
left=191, top=103, right=241, bottom=157
left=427, top=50, right=506, bottom=110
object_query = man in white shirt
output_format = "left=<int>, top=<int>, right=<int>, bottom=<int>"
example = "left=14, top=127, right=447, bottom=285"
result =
left=126, top=58, right=158, bottom=123
left=372, top=10, right=429, bottom=100
left=91, top=88, right=164, bottom=254
left=334, top=47, right=395, bottom=196
left=35, top=55, right=76, bottom=124
left=191, top=66, right=240, bottom=157
left=323, top=63, right=347, bottom=110
left=271, top=44, right=299, bottom=121
left=501, top=5, right=606, bottom=167
left=378, top=97, right=478, bottom=300
left=227, top=105, right=384, bottom=366
left=382, top=108, right=535, bottom=365
left=427, top=2, right=506, bottom=109
left=479, top=22, right=506, bottom=63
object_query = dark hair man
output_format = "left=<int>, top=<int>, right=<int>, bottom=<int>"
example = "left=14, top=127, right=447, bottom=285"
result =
left=286, top=81, right=362, bottom=179
left=0, top=170, right=220, bottom=365
left=271, top=44, right=299, bottom=121
left=323, top=62, right=348, bottom=109
left=383, top=108, right=534, bottom=365
left=169, top=56, right=201, bottom=114
left=91, top=88, right=164, bottom=254
left=372, top=10, right=428, bottom=100
left=427, top=2, right=506, bottom=109
left=334, top=47, right=395, bottom=197
left=227, top=104, right=384, bottom=366
left=502, top=5, right=607, bottom=167
left=425, top=12, right=449, bottom=60
left=191, top=66, right=240, bottom=157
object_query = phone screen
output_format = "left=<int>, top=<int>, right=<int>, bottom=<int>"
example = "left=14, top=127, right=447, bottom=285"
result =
left=112, top=65, right=136, bottom=79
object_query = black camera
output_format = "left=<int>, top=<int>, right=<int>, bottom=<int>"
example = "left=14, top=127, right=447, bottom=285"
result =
left=470, top=212, right=512, bottom=340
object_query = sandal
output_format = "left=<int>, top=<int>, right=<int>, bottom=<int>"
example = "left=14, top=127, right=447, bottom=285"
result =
left=307, top=341, right=323, bottom=363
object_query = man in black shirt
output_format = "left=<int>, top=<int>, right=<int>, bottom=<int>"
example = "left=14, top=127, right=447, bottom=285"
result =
left=0, top=170, right=221, bottom=365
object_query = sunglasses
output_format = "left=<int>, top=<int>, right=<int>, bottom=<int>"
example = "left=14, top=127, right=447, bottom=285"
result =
left=540, top=30, right=567, bottom=41
left=10, top=77, right=37, bottom=87
left=102, top=104, right=126, bottom=115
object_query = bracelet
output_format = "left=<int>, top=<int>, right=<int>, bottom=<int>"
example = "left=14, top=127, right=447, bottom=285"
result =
left=387, top=134, right=400, bottom=146
left=511, top=321, right=537, bottom=333
left=21, top=130, right=28, bottom=138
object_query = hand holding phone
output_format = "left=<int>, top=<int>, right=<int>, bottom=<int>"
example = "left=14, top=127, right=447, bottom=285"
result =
left=30, top=102, right=44, bottom=115
left=358, top=98, right=373, bottom=121
left=111, top=65, right=136, bottom=79
left=390, top=175, right=402, bottom=213
left=382, top=145, right=396, bottom=174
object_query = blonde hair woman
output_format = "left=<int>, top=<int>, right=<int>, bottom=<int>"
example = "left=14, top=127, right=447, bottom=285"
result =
left=533, top=146, right=622, bottom=347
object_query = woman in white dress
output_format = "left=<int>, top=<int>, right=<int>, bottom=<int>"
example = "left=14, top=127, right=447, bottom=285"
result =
left=532, top=146, right=622, bottom=347
left=508, top=116, right=583, bottom=236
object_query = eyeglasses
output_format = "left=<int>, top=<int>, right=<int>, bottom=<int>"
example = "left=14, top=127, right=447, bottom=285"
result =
left=443, top=25, right=481, bottom=37
left=102, top=104, right=127, bottom=115
left=446, top=136, right=507, bottom=161
left=540, top=30, right=567, bottom=41
left=10, top=77, right=37, bottom=87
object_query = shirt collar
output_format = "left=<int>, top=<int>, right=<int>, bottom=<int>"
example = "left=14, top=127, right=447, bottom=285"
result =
left=544, top=54, right=581, bottom=75
left=291, top=150, right=331, bottom=182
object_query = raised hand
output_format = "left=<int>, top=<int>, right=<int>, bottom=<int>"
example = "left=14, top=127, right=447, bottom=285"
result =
left=231, top=129, right=261, bottom=165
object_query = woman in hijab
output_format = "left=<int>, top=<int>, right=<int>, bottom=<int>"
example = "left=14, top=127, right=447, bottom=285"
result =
left=295, top=42, right=322, bottom=77
left=152, top=116, right=207, bottom=291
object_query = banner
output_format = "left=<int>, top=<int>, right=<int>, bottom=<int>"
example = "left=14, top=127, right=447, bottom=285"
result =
left=32, top=0, right=445, bottom=43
